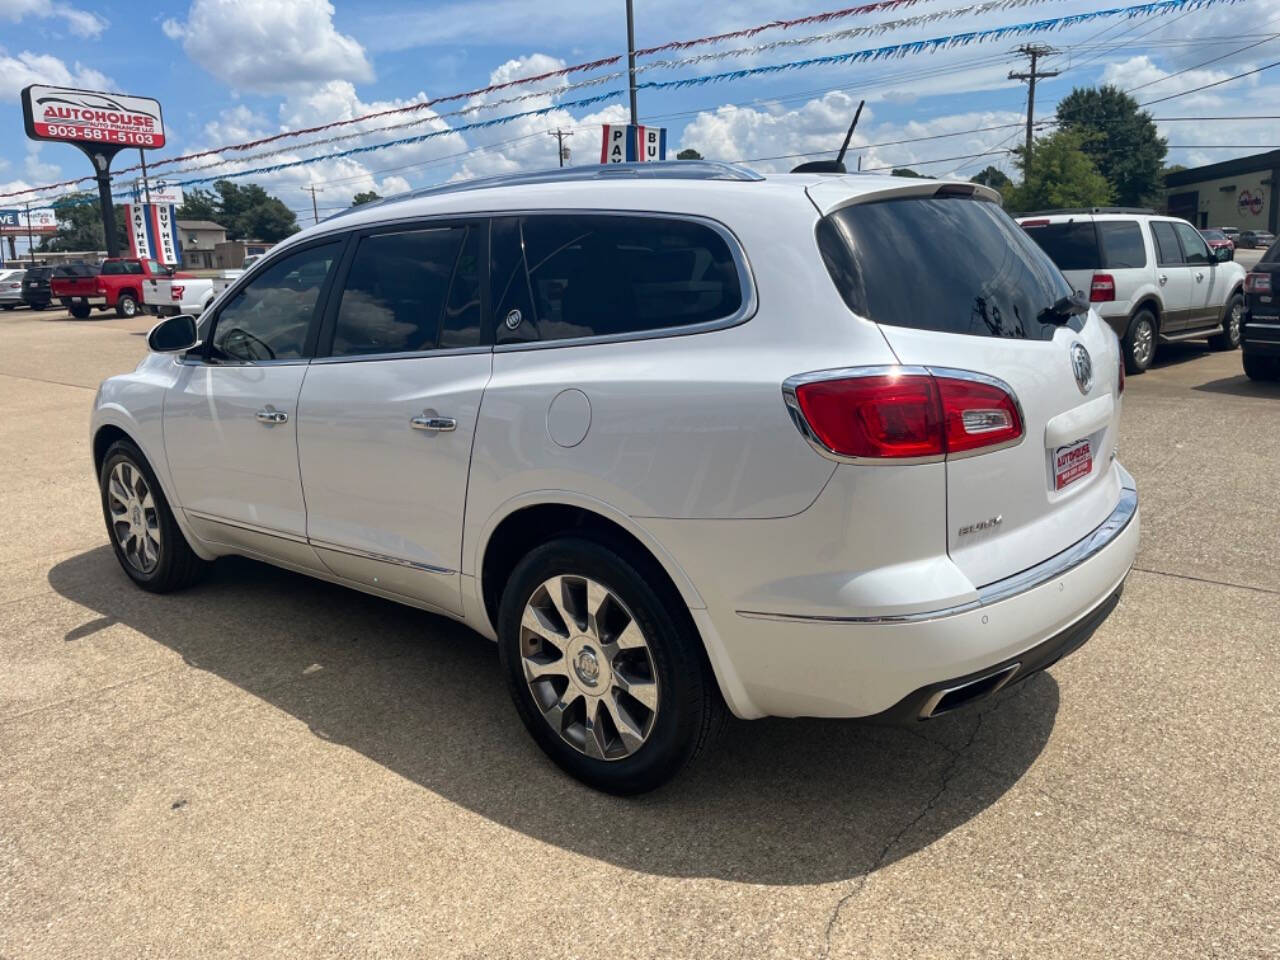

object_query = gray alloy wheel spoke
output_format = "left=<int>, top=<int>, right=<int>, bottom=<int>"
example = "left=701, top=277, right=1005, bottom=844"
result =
left=108, top=461, right=160, bottom=574
left=520, top=574, right=660, bottom=762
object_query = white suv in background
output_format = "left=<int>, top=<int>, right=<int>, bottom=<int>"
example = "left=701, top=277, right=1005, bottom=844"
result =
left=1019, top=208, right=1246, bottom=373
left=92, top=163, right=1139, bottom=793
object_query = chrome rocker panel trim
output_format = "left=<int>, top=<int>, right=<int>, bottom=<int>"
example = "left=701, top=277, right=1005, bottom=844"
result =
left=737, top=480, right=1138, bottom=625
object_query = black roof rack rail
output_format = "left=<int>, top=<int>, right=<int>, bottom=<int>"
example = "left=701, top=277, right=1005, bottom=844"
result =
left=323, top=161, right=765, bottom=221
left=1015, top=206, right=1157, bottom=217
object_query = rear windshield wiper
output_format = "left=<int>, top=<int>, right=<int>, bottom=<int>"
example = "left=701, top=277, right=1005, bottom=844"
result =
left=1039, top=292, right=1090, bottom=325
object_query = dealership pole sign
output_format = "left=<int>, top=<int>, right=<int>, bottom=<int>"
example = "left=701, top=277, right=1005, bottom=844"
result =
left=125, top=203, right=181, bottom=266
left=20, top=85, right=167, bottom=258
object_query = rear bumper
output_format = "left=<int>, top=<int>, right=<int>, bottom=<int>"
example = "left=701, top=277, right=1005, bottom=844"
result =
left=693, top=467, right=1139, bottom=719
left=1243, top=312, right=1280, bottom=355
left=59, top=295, right=106, bottom=306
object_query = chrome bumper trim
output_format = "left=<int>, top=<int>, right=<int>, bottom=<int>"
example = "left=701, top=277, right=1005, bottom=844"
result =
left=736, top=480, right=1138, bottom=625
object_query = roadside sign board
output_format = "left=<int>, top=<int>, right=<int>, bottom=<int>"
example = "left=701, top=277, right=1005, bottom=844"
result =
left=22, top=85, right=166, bottom=149
left=600, top=125, right=667, bottom=163
left=132, top=180, right=184, bottom=205
left=125, top=203, right=181, bottom=265
left=0, top=208, right=57, bottom=235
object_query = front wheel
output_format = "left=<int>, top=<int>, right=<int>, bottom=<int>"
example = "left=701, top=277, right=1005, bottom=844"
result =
left=99, top=439, right=207, bottom=592
left=116, top=293, right=139, bottom=318
left=1209, top=294, right=1243, bottom=350
left=497, top=536, right=725, bottom=794
left=1123, top=309, right=1158, bottom=374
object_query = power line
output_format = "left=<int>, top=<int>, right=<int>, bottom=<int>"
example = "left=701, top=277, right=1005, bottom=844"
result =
left=1139, top=56, right=1280, bottom=105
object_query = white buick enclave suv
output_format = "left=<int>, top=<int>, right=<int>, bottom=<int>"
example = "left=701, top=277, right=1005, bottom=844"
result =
left=91, top=162, right=1139, bottom=793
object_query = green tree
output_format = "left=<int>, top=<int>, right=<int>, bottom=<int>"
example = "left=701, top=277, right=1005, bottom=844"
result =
left=38, top=194, right=128, bottom=252
left=176, top=187, right=219, bottom=220
left=1003, top=130, right=1113, bottom=212
left=891, top=167, right=930, bottom=178
left=970, top=165, right=1012, bottom=191
left=1055, top=85, right=1166, bottom=207
left=210, top=180, right=299, bottom=242
left=351, top=190, right=382, bottom=206
left=676, top=148, right=703, bottom=160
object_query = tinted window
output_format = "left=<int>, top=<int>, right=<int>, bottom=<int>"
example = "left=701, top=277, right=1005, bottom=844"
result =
left=491, top=214, right=744, bottom=344
left=1022, top=222, right=1098, bottom=270
left=26, top=268, right=52, bottom=281
left=209, top=242, right=339, bottom=362
left=1098, top=221, right=1147, bottom=269
left=1172, top=222, right=1211, bottom=266
left=1150, top=221, right=1184, bottom=265
left=817, top=196, right=1076, bottom=341
left=332, top=224, right=483, bottom=357
left=1262, top=241, right=1280, bottom=264
left=101, top=261, right=144, bottom=276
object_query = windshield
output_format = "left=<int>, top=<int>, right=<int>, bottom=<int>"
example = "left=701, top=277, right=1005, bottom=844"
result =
left=817, top=195, right=1077, bottom=341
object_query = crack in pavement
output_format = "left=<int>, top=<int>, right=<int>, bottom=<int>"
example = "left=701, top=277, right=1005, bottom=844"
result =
left=819, top=712, right=985, bottom=959
left=1131, top=565, right=1280, bottom=597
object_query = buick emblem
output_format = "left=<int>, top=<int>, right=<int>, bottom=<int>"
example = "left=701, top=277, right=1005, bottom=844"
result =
left=1070, top=342, right=1093, bottom=395
left=504, top=309, right=523, bottom=331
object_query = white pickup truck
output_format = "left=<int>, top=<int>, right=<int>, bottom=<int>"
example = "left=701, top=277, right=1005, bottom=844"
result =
left=144, top=271, right=242, bottom=317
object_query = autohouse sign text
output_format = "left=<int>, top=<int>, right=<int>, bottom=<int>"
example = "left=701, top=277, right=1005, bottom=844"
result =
left=22, top=85, right=166, bottom=149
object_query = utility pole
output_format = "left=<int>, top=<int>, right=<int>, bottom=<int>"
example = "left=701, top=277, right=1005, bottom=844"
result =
left=24, top=202, right=34, bottom=263
left=301, top=184, right=323, bottom=224
left=548, top=128, right=574, bottom=167
left=1009, top=44, right=1060, bottom=173
left=625, top=0, right=638, bottom=126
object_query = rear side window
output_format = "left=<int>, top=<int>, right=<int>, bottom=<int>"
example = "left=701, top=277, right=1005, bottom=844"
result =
left=1022, top=222, right=1099, bottom=270
left=1150, top=221, right=1184, bottom=265
left=490, top=214, right=744, bottom=344
left=1262, top=241, right=1280, bottom=264
left=331, top=224, right=483, bottom=357
left=816, top=196, right=1076, bottom=341
left=1097, top=221, right=1147, bottom=268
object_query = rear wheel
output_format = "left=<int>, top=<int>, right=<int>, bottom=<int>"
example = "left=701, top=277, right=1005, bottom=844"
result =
left=1209, top=294, right=1243, bottom=350
left=497, top=536, right=725, bottom=794
left=99, top=439, right=207, bottom=592
left=69, top=302, right=91, bottom=319
left=1, top=304, right=14, bottom=311
left=116, top=293, right=139, bottom=318
left=1123, top=308, right=1158, bottom=374
left=29, top=302, right=45, bottom=311
left=1243, top=352, right=1280, bottom=381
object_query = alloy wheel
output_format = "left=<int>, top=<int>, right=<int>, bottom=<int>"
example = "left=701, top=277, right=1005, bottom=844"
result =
left=107, top=461, right=161, bottom=573
left=1133, top=318, right=1155, bottom=368
left=519, top=575, right=660, bottom=761
left=1229, top=301, right=1243, bottom=343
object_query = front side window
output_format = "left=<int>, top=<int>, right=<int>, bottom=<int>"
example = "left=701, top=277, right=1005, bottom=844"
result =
left=208, top=242, right=340, bottom=362
left=491, top=214, right=744, bottom=344
left=817, top=195, right=1077, bottom=341
left=1150, top=221, right=1184, bottom=265
left=331, top=224, right=482, bottom=357
left=1172, top=221, right=1212, bottom=265
left=1022, top=221, right=1099, bottom=270
left=1098, top=221, right=1147, bottom=269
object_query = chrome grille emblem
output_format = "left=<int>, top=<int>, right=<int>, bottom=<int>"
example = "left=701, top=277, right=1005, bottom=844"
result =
left=1070, top=342, right=1093, bottom=395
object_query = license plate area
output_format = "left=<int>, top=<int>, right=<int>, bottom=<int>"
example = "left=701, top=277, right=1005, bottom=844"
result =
left=1054, top=439, right=1092, bottom=490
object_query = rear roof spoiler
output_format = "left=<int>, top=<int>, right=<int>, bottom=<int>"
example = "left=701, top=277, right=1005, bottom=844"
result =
left=806, top=178, right=1002, bottom=217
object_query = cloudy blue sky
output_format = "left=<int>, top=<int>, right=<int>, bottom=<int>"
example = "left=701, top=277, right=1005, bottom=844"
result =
left=1, top=0, right=1278, bottom=220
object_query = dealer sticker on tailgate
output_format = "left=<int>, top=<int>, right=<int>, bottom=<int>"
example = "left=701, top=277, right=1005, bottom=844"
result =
left=1054, top=439, right=1092, bottom=490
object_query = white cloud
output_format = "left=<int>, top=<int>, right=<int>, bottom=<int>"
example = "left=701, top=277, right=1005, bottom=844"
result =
left=24, top=142, right=60, bottom=181
left=0, top=0, right=107, bottom=37
left=0, top=49, right=110, bottom=99
left=166, top=0, right=373, bottom=94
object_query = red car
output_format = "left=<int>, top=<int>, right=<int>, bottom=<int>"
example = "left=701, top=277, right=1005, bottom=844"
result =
left=1200, top=228, right=1235, bottom=259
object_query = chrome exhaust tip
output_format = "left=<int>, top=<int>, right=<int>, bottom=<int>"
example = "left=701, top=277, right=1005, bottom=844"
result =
left=919, top=663, right=1020, bottom=719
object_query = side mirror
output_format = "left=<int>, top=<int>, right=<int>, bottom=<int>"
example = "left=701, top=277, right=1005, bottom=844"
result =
left=1217, top=246, right=1234, bottom=262
left=147, top=314, right=199, bottom=353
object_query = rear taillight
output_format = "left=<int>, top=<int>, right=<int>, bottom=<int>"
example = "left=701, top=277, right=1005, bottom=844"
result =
left=1245, top=272, right=1271, bottom=294
left=786, top=369, right=1023, bottom=461
left=171, top=285, right=184, bottom=300
left=1089, top=273, right=1116, bottom=302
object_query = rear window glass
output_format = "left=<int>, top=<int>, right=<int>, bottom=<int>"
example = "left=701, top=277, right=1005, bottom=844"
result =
left=1097, top=221, right=1147, bottom=269
left=816, top=196, right=1077, bottom=341
left=1262, top=241, right=1280, bottom=264
left=101, top=261, right=144, bottom=275
left=1022, top=222, right=1098, bottom=270
left=26, top=268, right=52, bottom=280
left=491, top=214, right=744, bottom=344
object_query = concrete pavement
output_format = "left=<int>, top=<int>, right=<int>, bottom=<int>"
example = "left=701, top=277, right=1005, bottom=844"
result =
left=1, top=307, right=1276, bottom=958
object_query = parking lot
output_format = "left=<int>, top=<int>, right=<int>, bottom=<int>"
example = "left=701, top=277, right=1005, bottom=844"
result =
left=1, top=303, right=1277, bottom=958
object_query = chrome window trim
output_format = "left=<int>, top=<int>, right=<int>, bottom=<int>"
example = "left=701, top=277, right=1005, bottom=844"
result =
left=491, top=210, right=758, bottom=353
left=309, top=537, right=455, bottom=575
left=310, top=345, right=491, bottom=365
left=781, top=365, right=1025, bottom=466
left=736, top=479, right=1137, bottom=625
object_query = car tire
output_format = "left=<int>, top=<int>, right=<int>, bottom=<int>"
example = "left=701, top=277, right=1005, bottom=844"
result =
left=1123, top=308, right=1158, bottom=374
left=69, top=302, right=92, bottom=320
left=497, top=535, right=726, bottom=795
left=116, top=294, right=139, bottom=319
left=1243, top=353, right=1280, bottom=381
left=29, top=303, right=45, bottom=311
left=1209, top=294, right=1244, bottom=350
left=99, top=439, right=208, bottom=593
left=1, top=304, right=15, bottom=311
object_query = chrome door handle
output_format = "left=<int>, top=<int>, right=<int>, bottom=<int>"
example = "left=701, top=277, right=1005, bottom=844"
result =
left=255, top=408, right=288, bottom=425
left=1158, top=274, right=1168, bottom=285
left=410, top=415, right=456, bottom=432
